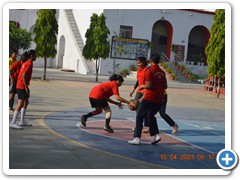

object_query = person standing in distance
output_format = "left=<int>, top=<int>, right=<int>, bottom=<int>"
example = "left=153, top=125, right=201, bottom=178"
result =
left=128, top=53, right=166, bottom=145
left=9, top=49, right=18, bottom=92
left=9, top=49, right=18, bottom=70
left=76, top=74, right=133, bottom=133
left=10, top=50, right=37, bottom=129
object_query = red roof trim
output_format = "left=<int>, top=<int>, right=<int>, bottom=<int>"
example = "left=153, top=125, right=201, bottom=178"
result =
left=180, top=9, right=215, bottom=15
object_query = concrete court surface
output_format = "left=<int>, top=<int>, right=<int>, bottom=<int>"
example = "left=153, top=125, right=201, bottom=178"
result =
left=7, top=68, right=225, bottom=172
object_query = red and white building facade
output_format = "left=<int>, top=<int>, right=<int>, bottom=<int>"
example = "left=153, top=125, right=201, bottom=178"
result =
left=9, top=9, right=215, bottom=76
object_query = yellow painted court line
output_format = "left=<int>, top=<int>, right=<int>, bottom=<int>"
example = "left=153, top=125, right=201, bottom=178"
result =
left=40, top=112, right=90, bottom=148
left=40, top=111, right=171, bottom=169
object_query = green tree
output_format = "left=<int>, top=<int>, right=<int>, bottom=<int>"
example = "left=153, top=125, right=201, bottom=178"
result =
left=34, top=9, right=58, bottom=80
left=82, top=13, right=110, bottom=82
left=9, top=22, right=32, bottom=51
left=205, top=9, right=225, bottom=98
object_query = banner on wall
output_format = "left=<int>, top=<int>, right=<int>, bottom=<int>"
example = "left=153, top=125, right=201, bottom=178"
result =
left=110, top=36, right=149, bottom=60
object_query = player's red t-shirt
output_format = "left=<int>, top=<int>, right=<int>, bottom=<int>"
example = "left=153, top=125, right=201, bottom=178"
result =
left=143, top=64, right=166, bottom=103
left=89, top=81, right=119, bottom=100
left=136, top=66, right=148, bottom=93
left=10, top=60, right=23, bottom=80
left=16, top=59, right=33, bottom=89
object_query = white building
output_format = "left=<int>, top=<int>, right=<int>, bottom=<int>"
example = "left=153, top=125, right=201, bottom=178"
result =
left=9, top=9, right=215, bottom=76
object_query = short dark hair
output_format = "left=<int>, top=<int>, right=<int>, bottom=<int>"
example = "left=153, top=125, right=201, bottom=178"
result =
left=9, top=49, right=18, bottom=57
left=137, top=56, right=147, bottom=66
left=21, top=51, right=29, bottom=62
left=109, top=74, right=124, bottom=82
left=28, top=49, right=36, bottom=57
left=28, top=49, right=37, bottom=58
left=150, top=53, right=160, bottom=64
left=11, top=49, right=18, bottom=54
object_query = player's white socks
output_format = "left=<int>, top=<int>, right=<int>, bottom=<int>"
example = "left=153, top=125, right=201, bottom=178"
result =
left=11, top=111, right=20, bottom=125
left=20, top=108, right=26, bottom=124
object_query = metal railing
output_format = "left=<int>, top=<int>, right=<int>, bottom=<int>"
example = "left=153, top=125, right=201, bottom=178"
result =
left=160, top=52, right=177, bottom=74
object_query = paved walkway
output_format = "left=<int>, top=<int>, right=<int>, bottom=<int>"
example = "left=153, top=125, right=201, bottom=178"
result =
left=7, top=68, right=225, bottom=174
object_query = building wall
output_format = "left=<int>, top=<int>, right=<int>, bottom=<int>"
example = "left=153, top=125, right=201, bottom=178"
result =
left=55, top=9, right=102, bottom=74
left=57, top=10, right=83, bottom=72
left=72, top=9, right=103, bottom=44
left=100, top=9, right=214, bottom=75
left=9, top=9, right=214, bottom=76
left=9, top=9, right=37, bottom=30
left=9, top=9, right=58, bottom=68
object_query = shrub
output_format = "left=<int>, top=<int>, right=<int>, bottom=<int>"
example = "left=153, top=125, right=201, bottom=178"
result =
left=119, top=68, right=129, bottom=77
left=160, top=62, right=167, bottom=68
left=171, top=73, right=176, bottom=79
left=166, top=67, right=172, bottom=73
left=129, top=64, right=137, bottom=71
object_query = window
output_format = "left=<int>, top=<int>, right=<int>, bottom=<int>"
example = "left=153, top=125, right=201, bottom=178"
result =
left=119, top=25, right=133, bottom=38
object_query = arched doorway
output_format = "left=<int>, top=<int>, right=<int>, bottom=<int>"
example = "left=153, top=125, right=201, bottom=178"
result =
left=151, top=20, right=173, bottom=60
left=57, top=35, right=65, bottom=68
left=187, top=25, right=210, bottom=65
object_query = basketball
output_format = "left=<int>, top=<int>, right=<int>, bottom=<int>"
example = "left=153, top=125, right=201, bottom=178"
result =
left=128, top=99, right=140, bottom=111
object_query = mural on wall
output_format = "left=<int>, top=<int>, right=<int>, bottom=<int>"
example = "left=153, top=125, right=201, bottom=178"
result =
left=110, top=36, right=149, bottom=60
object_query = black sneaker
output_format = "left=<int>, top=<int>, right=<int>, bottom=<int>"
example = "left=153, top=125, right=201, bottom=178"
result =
left=104, top=126, right=114, bottom=133
left=80, top=115, right=87, bottom=127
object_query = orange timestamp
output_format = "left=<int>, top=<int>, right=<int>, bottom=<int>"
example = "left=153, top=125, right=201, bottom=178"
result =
left=160, top=153, right=215, bottom=161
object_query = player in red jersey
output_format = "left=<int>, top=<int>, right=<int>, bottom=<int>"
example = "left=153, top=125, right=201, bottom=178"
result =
left=9, top=51, right=29, bottom=111
left=10, top=50, right=37, bottom=129
left=76, top=74, right=133, bottom=133
left=128, top=53, right=167, bottom=145
left=129, top=56, right=150, bottom=133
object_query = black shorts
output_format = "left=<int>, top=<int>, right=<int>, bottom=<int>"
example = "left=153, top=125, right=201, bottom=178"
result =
left=17, top=89, right=30, bottom=100
left=89, top=98, right=109, bottom=108
left=9, top=80, right=17, bottom=94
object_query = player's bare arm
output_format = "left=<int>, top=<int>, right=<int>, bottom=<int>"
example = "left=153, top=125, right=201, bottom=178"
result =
left=22, top=72, right=29, bottom=94
left=114, top=95, right=130, bottom=104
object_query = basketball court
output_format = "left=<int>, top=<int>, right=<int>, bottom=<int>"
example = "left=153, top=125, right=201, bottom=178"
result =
left=42, top=105, right=224, bottom=169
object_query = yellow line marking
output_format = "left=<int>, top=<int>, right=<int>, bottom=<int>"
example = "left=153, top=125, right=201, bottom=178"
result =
left=40, top=113, right=89, bottom=148
left=40, top=111, right=171, bottom=169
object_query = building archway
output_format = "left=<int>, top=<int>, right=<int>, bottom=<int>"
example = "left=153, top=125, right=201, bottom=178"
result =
left=29, top=24, right=35, bottom=33
left=29, top=24, right=36, bottom=49
left=151, top=19, right=173, bottom=60
left=57, top=35, right=65, bottom=68
left=187, top=25, right=210, bottom=65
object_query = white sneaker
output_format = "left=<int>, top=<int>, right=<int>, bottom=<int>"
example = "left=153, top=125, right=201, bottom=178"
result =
left=151, top=134, right=161, bottom=144
left=76, top=122, right=81, bottom=128
left=10, top=123, right=23, bottom=130
left=19, top=121, right=32, bottom=126
left=128, top=137, right=141, bottom=145
left=172, top=124, right=179, bottom=134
